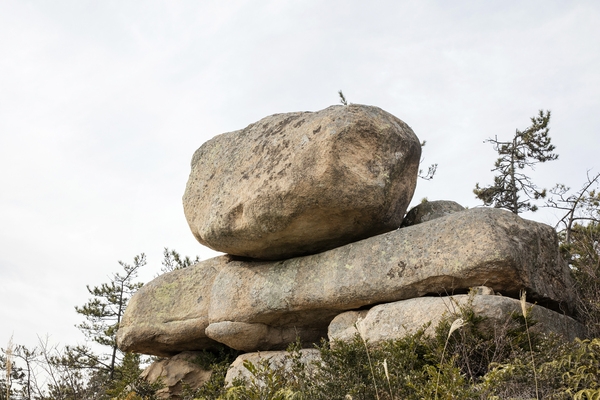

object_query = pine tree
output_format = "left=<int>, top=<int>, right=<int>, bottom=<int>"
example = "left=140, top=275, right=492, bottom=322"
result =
left=75, top=254, right=145, bottom=381
left=474, top=110, right=558, bottom=214
left=160, top=247, right=200, bottom=274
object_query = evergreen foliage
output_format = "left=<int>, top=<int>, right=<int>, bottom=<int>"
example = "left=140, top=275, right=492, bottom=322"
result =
left=2, top=124, right=599, bottom=398
left=474, top=110, right=558, bottom=214
left=338, top=90, right=348, bottom=106
left=160, top=248, right=200, bottom=274
left=0, top=347, right=24, bottom=400
left=207, top=306, right=599, bottom=400
left=75, top=254, right=146, bottom=381
left=2, top=241, right=600, bottom=399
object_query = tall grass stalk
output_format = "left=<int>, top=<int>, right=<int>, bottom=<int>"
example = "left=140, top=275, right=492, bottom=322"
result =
left=383, top=358, right=393, bottom=399
left=520, top=289, right=539, bottom=400
left=435, top=317, right=466, bottom=400
left=6, top=335, right=14, bottom=400
left=355, top=321, right=380, bottom=400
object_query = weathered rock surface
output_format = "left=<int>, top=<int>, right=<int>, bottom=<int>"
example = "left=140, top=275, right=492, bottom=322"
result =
left=116, top=257, right=225, bottom=357
left=183, top=104, right=422, bottom=260
left=224, top=349, right=321, bottom=387
left=117, top=208, right=574, bottom=355
left=401, top=200, right=465, bottom=227
left=140, top=351, right=212, bottom=399
left=329, top=292, right=586, bottom=345
left=205, top=207, right=573, bottom=351
left=205, top=321, right=326, bottom=353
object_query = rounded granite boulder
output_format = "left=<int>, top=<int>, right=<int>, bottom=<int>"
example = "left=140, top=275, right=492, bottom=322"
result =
left=183, top=104, right=422, bottom=260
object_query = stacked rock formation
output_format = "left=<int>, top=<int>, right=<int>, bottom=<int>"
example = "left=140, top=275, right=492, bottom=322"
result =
left=116, top=104, right=584, bottom=395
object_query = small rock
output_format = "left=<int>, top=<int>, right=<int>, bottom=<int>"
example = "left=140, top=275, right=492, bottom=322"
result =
left=140, top=351, right=212, bottom=399
left=205, top=321, right=325, bottom=353
left=470, top=285, right=495, bottom=295
left=401, top=200, right=465, bottom=227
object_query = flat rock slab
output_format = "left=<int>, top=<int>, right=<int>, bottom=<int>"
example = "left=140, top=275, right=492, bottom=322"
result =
left=183, top=104, right=421, bottom=260
left=329, top=292, right=586, bottom=345
left=206, top=207, right=573, bottom=351
left=117, top=208, right=574, bottom=355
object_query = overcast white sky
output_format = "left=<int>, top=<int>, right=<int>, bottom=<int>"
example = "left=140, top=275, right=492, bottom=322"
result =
left=1, top=1, right=599, bottom=354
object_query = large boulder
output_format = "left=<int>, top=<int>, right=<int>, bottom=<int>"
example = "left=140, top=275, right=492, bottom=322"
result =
left=328, top=290, right=586, bottom=345
left=205, top=207, right=574, bottom=351
left=117, top=208, right=572, bottom=355
left=183, top=104, right=422, bottom=260
left=117, top=207, right=575, bottom=355
left=116, top=257, right=225, bottom=357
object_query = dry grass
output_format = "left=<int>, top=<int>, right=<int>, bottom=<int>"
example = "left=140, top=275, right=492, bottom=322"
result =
left=5, top=335, right=14, bottom=400
left=520, top=290, right=539, bottom=400
left=355, top=319, right=380, bottom=400
left=434, top=317, right=466, bottom=400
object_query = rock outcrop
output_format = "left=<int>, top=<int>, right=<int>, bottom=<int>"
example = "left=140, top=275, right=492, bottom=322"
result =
left=117, top=104, right=585, bottom=394
left=117, top=257, right=224, bottom=357
left=328, top=290, right=586, bottom=345
left=119, top=207, right=574, bottom=354
left=183, top=104, right=421, bottom=260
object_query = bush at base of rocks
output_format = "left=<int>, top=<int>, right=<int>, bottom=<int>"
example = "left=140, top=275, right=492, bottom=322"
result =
left=186, top=302, right=599, bottom=400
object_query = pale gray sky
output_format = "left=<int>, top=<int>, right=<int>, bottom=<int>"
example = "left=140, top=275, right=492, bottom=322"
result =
left=1, top=1, right=599, bottom=353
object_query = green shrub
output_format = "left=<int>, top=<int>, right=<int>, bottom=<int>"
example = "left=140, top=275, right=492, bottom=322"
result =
left=186, top=301, right=599, bottom=400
